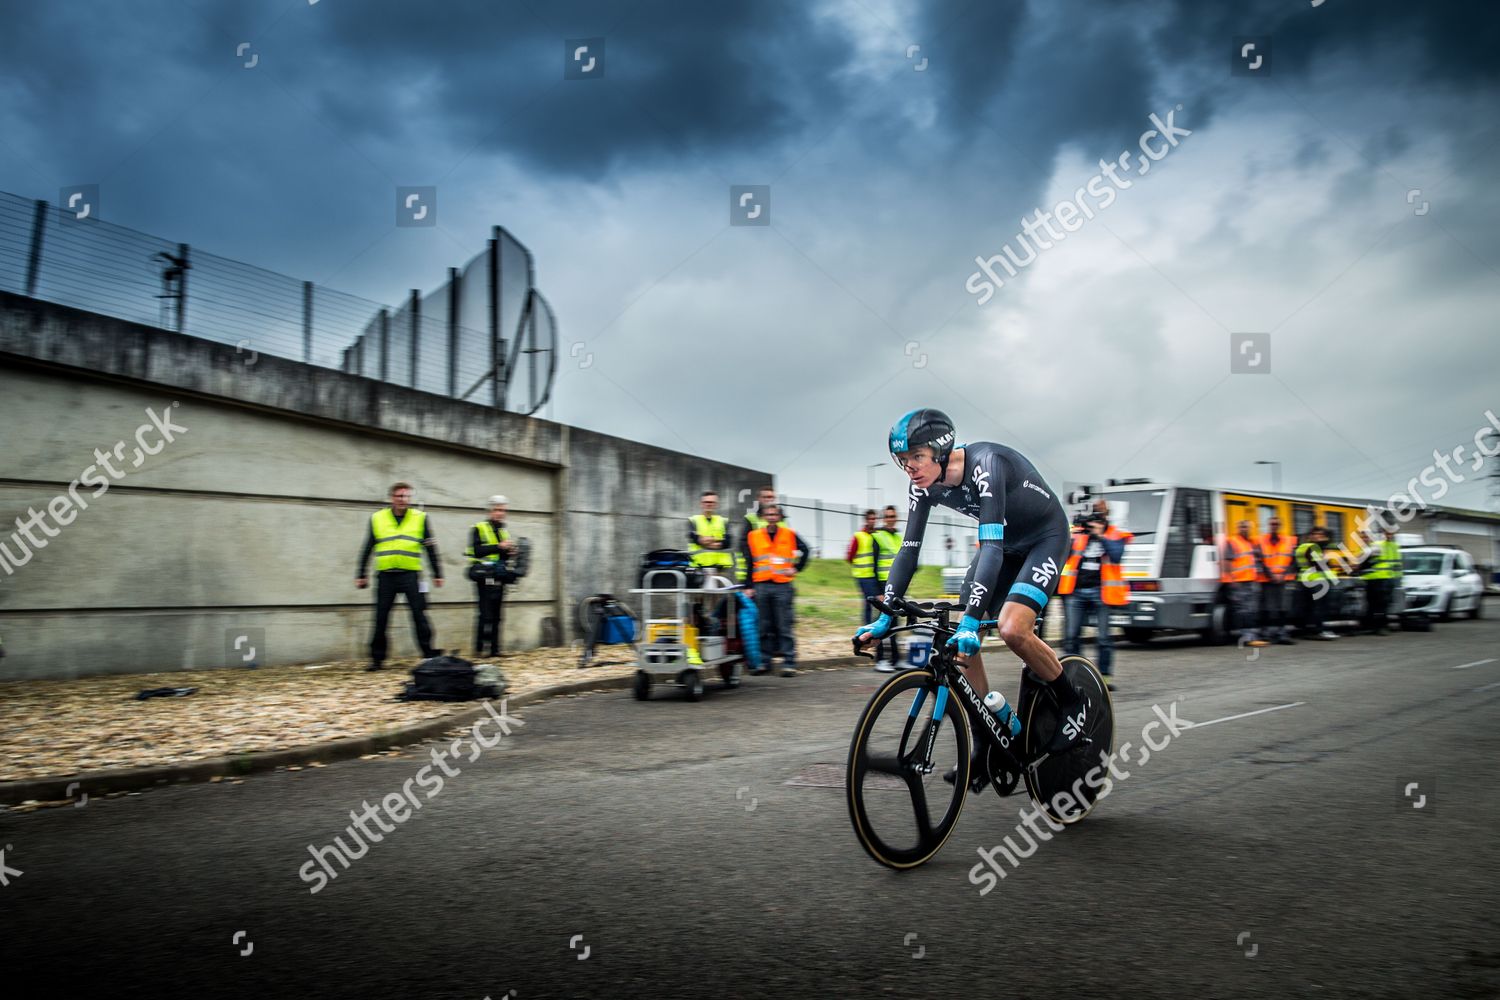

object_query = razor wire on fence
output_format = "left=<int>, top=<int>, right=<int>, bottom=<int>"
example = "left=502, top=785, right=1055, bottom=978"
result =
left=0, top=189, right=556, bottom=415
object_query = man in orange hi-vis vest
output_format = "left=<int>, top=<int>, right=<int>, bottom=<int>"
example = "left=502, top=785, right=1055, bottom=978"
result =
left=741, top=504, right=810, bottom=677
left=1059, top=512, right=1127, bottom=689
left=1223, top=519, right=1265, bottom=648
left=1255, top=514, right=1297, bottom=645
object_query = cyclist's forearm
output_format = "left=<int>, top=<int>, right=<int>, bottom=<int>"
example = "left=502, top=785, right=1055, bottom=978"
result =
left=881, top=545, right=919, bottom=601
left=960, top=543, right=1006, bottom=617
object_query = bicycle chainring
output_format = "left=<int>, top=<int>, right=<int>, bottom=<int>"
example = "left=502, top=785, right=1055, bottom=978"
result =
left=985, top=745, right=1021, bottom=796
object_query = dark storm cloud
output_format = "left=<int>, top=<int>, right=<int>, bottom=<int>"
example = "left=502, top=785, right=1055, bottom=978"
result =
left=271, top=0, right=859, bottom=180
left=907, top=0, right=1500, bottom=168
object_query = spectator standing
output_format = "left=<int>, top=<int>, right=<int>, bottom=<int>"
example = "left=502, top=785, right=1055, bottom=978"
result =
left=355, top=481, right=443, bottom=671
left=1224, top=519, right=1266, bottom=648
left=1058, top=512, right=1126, bottom=689
left=688, top=491, right=735, bottom=578
left=742, top=504, right=810, bottom=677
left=737, top=486, right=777, bottom=583
left=1295, top=525, right=1340, bottom=640
left=1357, top=527, right=1403, bottom=635
left=848, top=506, right=879, bottom=605
left=1255, top=515, right=1297, bottom=645
left=872, top=505, right=904, bottom=671
left=465, top=495, right=517, bottom=658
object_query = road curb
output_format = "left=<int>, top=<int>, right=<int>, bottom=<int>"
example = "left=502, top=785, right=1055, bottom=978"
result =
left=0, top=655, right=859, bottom=806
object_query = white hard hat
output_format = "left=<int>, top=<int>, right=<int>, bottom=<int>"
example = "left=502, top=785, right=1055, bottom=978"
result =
left=488, top=495, right=509, bottom=506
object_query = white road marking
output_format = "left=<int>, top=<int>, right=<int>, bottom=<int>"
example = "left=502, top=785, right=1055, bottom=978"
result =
left=1475, top=681, right=1500, bottom=693
left=1451, top=658, right=1496, bottom=671
left=1185, top=702, right=1306, bottom=730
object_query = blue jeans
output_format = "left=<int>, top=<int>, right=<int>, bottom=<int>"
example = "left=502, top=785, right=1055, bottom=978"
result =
left=756, top=582, right=796, bottom=665
left=856, top=577, right=880, bottom=625
left=1064, top=587, right=1114, bottom=676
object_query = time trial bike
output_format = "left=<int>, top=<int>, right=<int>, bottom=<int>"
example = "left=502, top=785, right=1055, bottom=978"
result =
left=846, top=595, right=1114, bottom=869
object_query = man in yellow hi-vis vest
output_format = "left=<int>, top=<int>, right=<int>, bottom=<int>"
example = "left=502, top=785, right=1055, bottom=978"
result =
left=871, top=505, right=904, bottom=670
left=1357, top=527, right=1403, bottom=635
left=847, top=508, right=879, bottom=625
left=688, top=491, right=735, bottom=577
left=466, top=494, right=517, bottom=658
left=356, top=481, right=443, bottom=671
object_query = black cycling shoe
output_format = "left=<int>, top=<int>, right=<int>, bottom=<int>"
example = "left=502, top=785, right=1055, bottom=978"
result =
left=942, top=751, right=986, bottom=792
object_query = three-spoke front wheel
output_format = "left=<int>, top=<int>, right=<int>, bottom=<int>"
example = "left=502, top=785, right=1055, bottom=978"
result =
left=846, top=668, right=971, bottom=870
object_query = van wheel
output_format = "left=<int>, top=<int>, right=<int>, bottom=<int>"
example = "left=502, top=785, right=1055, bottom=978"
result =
left=1122, top=628, right=1153, bottom=645
left=1200, top=603, right=1231, bottom=645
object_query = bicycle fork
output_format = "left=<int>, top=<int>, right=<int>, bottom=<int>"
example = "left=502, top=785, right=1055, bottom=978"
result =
left=903, top=685, right=948, bottom=776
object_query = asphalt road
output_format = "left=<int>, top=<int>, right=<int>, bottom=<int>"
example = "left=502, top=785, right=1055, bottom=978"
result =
left=6, top=617, right=1500, bottom=1000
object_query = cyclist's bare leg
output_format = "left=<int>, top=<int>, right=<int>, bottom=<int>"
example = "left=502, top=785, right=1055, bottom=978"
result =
left=953, top=650, right=989, bottom=696
left=997, top=603, right=1063, bottom=682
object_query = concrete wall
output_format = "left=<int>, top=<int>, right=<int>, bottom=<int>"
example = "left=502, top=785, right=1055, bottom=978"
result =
left=0, top=292, right=768, bottom=679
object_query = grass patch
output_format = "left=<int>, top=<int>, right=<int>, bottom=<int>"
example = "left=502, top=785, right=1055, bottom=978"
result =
left=793, top=558, right=950, bottom=627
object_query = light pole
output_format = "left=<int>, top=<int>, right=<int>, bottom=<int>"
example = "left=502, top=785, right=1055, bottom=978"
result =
left=1255, top=460, right=1282, bottom=493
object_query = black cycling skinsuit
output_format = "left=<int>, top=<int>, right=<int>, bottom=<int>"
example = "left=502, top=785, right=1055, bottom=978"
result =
left=882, top=442, right=1070, bottom=620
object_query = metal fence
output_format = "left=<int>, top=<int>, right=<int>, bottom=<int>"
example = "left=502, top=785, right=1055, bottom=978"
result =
left=778, top=495, right=976, bottom=567
left=0, top=190, right=556, bottom=414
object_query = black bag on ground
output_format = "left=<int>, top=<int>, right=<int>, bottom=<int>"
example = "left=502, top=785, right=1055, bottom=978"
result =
left=397, top=653, right=505, bottom=702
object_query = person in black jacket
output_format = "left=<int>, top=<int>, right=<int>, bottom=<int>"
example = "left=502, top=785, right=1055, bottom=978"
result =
left=466, top=495, right=518, bottom=658
left=355, top=481, right=443, bottom=672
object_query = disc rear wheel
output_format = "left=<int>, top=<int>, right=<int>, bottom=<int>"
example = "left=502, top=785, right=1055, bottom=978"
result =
left=1022, top=655, right=1114, bottom=826
left=846, top=668, right=970, bottom=869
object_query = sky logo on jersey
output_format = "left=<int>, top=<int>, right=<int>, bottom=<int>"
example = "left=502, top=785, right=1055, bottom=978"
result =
left=1032, top=557, right=1058, bottom=587
left=908, top=483, right=927, bottom=511
left=971, top=466, right=993, bottom=498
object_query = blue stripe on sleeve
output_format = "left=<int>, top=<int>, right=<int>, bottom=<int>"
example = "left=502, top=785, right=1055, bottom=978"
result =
left=978, top=523, right=1004, bottom=541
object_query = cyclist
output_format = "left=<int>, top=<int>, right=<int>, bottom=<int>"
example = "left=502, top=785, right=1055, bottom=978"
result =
left=854, top=408, right=1088, bottom=758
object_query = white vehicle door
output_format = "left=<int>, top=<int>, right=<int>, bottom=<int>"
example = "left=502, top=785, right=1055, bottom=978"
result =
left=1455, top=552, right=1480, bottom=610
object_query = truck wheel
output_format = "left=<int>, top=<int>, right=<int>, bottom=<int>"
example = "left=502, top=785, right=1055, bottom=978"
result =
left=1200, top=603, right=1231, bottom=645
left=1122, top=628, right=1153, bottom=645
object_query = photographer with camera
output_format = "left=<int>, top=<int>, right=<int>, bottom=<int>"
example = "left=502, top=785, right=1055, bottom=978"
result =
left=466, top=495, right=519, bottom=659
left=1058, top=511, right=1127, bottom=690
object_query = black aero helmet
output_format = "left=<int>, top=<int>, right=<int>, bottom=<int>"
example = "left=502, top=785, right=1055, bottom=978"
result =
left=889, top=408, right=956, bottom=466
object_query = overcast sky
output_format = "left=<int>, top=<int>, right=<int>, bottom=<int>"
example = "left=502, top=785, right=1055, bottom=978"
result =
left=3, top=0, right=1498, bottom=512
